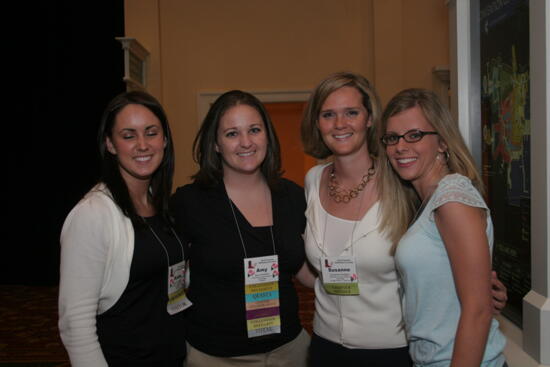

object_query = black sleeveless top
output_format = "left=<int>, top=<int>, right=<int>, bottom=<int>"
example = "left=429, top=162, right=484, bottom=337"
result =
left=97, top=216, right=188, bottom=366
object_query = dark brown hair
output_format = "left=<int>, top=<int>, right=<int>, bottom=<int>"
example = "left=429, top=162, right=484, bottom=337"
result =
left=98, top=90, right=175, bottom=226
left=192, top=90, right=283, bottom=188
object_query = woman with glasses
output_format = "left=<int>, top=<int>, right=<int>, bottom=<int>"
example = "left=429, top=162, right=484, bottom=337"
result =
left=300, top=73, right=507, bottom=367
left=379, top=88, right=507, bottom=366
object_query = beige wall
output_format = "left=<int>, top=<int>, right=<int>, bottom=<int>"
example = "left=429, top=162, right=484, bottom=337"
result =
left=125, top=0, right=448, bottom=188
left=372, top=0, right=449, bottom=105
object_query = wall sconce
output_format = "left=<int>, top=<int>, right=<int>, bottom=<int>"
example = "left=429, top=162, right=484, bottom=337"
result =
left=432, top=65, right=451, bottom=108
left=432, top=65, right=450, bottom=86
left=116, top=37, right=149, bottom=91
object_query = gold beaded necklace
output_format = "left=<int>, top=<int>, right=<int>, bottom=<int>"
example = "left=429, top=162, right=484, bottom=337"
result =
left=328, top=162, right=375, bottom=203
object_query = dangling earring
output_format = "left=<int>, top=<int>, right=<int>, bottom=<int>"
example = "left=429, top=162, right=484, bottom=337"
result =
left=436, top=151, right=450, bottom=163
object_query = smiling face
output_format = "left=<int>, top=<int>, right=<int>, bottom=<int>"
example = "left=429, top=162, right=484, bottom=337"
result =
left=318, top=86, right=371, bottom=158
left=385, top=105, right=447, bottom=192
left=215, top=104, right=268, bottom=178
left=106, top=104, right=166, bottom=186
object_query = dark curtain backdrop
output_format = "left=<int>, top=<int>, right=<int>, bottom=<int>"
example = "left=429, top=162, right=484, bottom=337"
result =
left=5, top=1, right=125, bottom=285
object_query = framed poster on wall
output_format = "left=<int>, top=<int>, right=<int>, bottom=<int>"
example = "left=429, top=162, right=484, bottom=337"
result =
left=453, top=0, right=550, bottom=364
left=478, top=0, right=530, bottom=326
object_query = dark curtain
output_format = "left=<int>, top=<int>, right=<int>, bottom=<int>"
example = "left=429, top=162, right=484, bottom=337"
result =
left=4, top=1, right=126, bottom=285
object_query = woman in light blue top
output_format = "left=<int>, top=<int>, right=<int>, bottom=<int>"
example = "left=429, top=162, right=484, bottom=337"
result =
left=378, top=88, right=506, bottom=367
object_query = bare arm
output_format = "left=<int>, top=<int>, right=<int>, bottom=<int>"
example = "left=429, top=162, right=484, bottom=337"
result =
left=435, top=202, right=493, bottom=367
left=295, top=261, right=317, bottom=288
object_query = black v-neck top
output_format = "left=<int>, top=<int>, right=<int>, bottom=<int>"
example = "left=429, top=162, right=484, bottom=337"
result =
left=170, top=179, right=306, bottom=357
left=96, top=215, right=188, bottom=366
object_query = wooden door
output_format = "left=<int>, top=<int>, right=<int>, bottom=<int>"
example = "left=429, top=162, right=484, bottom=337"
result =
left=264, top=102, right=317, bottom=187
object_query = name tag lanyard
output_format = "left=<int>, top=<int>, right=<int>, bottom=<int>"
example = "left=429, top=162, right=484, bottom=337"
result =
left=145, top=220, right=192, bottom=315
left=320, top=173, right=367, bottom=296
left=227, top=199, right=277, bottom=260
left=226, top=189, right=281, bottom=338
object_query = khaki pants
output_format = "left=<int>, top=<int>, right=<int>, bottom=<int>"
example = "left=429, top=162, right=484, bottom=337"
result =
left=186, top=329, right=310, bottom=367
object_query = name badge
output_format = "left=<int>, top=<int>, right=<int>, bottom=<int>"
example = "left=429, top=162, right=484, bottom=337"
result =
left=167, top=261, right=192, bottom=315
left=243, top=255, right=281, bottom=338
left=320, top=256, right=359, bottom=295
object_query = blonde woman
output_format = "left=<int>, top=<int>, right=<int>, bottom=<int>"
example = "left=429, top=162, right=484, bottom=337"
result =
left=301, top=73, right=507, bottom=367
left=379, top=88, right=507, bottom=366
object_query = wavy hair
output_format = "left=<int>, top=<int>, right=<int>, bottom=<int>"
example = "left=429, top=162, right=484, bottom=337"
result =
left=192, top=90, right=283, bottom=188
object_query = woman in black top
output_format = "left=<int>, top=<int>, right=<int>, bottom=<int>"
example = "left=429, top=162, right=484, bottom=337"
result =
left=59, top=91, right=189, bottom=367
left=171, top=90, right=313, bottom=366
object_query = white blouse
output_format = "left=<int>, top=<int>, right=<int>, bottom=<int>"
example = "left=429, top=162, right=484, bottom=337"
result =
left=304, top=163, right=407, bottom=349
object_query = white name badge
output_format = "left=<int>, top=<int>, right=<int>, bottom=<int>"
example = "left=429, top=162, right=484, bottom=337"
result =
left=243, top=255, right=281, bottom=338
left=320, top=256, right=360, bottom=295
left=167, top=261, right=192, bottom=315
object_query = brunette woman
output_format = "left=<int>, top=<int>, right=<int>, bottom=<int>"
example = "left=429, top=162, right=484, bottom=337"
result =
left=170, top=90, right=311, bottom=367
left=59, top=91, right=188, bottom=367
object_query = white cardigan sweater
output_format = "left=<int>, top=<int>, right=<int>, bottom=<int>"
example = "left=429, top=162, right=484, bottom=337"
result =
left=58, top=184, right=134, bottom=367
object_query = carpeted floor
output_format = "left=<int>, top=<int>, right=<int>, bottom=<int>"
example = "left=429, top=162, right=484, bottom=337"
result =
left=0, top=286, right=69, bottom=366
left=0, top=283, right=314, bottom=366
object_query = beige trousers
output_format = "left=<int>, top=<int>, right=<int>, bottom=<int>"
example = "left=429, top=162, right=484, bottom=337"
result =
left=186, top=328, right=310, bottom=367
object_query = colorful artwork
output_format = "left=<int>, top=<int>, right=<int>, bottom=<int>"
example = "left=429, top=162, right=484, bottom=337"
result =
left=480, top=0, right=530, bottom=326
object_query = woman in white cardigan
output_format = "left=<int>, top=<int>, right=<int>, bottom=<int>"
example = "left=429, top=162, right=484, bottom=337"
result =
left=59, top=91, right=188, bottom=367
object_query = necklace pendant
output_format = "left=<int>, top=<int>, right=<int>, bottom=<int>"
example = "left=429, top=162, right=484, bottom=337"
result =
left=327, top=160, right=376, bottom=204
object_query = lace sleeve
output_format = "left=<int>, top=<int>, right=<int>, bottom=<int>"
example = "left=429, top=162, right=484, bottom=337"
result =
left=429, top=174, right=488, bottom=221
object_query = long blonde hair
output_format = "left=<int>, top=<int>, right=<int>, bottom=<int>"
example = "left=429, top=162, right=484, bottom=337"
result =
left=378, top=88, right=484, bottom=247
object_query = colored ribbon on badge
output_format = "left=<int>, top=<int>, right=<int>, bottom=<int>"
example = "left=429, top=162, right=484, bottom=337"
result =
left=244, top=255, right=281, bottom=337
left=321, top=256, right=360, bottom=295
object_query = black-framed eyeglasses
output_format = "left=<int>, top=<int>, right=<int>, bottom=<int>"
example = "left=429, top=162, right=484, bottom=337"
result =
left=380, top=129, right=438, bottom=146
